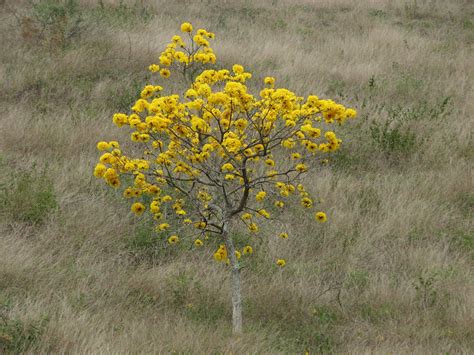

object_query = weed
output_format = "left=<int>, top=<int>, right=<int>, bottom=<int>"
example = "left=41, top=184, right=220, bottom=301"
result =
left=360, top=302, right=396, bottom=323
left=386, top=97, right=452, bottom=122
left=88, top=1, right=154, bottom=28
left=0, top=304, right=48, bottom=353
left=414, top=272, right=439, bottom=309
left=0, top=166, right=57, bottom=225
left=126, top=220, right=170, bottom=264
left=369, top=9, right=388, bottom=18
left=28, top=0, right=85, bottom=49
left=109, top=79, right=145, bottom=112
left=369, top=119, right=417, bottom=158
left=345, top=270, right=370, bottom=292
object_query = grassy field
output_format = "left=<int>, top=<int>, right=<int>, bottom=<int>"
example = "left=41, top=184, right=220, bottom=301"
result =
left=0, top=0, right=473, bottom=353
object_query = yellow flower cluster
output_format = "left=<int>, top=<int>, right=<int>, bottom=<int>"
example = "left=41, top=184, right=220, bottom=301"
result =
left=213, top=244, right=253, bottom=263
left=148, top=24, right=216, bottom=79
left=94, top=22, right=356, bottom=267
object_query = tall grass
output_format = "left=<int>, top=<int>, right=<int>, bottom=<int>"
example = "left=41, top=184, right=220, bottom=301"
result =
left=0, top=0, right=472, bottom=352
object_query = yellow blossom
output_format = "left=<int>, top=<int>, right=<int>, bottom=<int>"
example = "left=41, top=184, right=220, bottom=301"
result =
left=131, top=202, right=145, bottom=215
left=256, top=191, right=267, bottom=201
left=248, top=223, right=259, bottom=233
left=149, top=64, right=160, bottom=73
left=276, top=259, right=286, bottom=267
left=315, top=211, right=327, bottom=223
left=157, top=223, right=170, bottom=231
left=279, top=232, right=288, bottom=239
left=180, top=22, right=193, bottom=33
left=194, top=239, right=203, bottom=247
left=168, top=235, right=179, bottom=244
left=93, top=163, right=107, bottom=177
left=96, top=141, right=110, bottom=151
left=243, top=245, right=253, bottom=254
left=160, top=68, right=171, bottom=78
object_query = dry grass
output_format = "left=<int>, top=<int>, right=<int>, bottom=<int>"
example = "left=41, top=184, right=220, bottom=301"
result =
left=1, top=0, right=473, bottom=353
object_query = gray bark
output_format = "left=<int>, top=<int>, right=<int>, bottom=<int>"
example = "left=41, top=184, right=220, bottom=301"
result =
left=222, top=220, right=243, bottom=335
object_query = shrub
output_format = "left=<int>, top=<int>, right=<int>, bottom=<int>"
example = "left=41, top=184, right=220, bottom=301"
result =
left=0, top=167, right=57, bottom=225
left=20, top=0, right=84, bottom=49
left=369, top=119, right=417, bottom=158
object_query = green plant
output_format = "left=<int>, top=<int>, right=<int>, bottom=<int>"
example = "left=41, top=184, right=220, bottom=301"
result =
left=369, top=119, right=417, bottom=158
left=345, top=270, right=370, bottom=292
left=0, top=305, right=48, bottom=353
left=414, top=272, right=439, bottom=308
left=28, top=0, right=84, bottom=48
left=89, top=0, right=154, bottom=28
left=0, top=167, right=57, bottom=224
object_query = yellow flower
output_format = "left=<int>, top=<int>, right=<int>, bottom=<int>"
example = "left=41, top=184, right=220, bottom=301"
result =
left=241, top=213, right=252, bottom=220
left=256, top=191, right=266, bottom=201
left=234, top=118, right=248, bottom=130
left=111, top=141, right=120, bottom=148
left=194, top=239, right=203, bottom=247
left=264, top=76, right=275, bottom=86
left=301, top=197, right=313, bottom=208
left=160, top=68, right=171, bottom=78
left=232, top=64, right=244, bottom=74
left=123, top=188, right=133, bottom=198
left=279, top=232, right=288, bottom=239
left=276, top=259, right=286, bottom=267
left=157, top=223, right=170, bottom=231
left=168, top=235, right=179, bottom=244
left=159, top=55, right=172, bottom=66
left=235, top=250, right=241, bottom=259
left=149, top=64, right=160, bottom=73
left=295, top=163, right=308, bottom=172
left=112, top=114, right=128, bottom=127
left=274, top=200, right=284, bottom=208
left=180, top=22, right=193, bottom=33
left=96, top=141, right=110, bottom=151
left=248, top=223, right=258, bottom=233
left=243, top=245, right=253, bottom=255
left=265, top=158, right=275, bottom=167
left=194, top=221, right=207, bottom=229
left=315, top=211, right=327, bottom=223
left=131, top=202, right=145, bottom=215
left=214, top=245, right=227, bottom=261
left=221, top=163, right=234, bottom=171
left=93, top=163, right=107, bottom=177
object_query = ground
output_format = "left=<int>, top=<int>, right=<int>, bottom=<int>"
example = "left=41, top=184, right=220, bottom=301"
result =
left=0, top=0, right=473, bottom=353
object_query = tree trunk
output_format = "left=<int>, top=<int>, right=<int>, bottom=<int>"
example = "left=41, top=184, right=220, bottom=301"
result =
left=223, top=221, right=243, bottom=335
left=231, top=262, right=242, bottom=335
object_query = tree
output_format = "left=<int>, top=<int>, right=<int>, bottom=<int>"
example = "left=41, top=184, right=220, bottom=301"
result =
left=93, top=22, right=357, bottom=334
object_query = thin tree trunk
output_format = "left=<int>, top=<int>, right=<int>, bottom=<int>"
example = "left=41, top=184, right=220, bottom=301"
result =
left=231, top=262, right=242, bottom=334
left=223, top=220, right=243, bottom=335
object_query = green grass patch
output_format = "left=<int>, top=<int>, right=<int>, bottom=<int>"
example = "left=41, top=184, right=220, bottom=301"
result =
left=0, top=165, right=57, bottom=225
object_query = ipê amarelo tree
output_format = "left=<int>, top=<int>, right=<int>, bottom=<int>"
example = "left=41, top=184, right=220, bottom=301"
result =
left=93, top=22, right=357, bottom=334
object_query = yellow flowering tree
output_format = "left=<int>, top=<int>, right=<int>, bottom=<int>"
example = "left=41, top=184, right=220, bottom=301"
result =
left=94, top=22, right=356, bottom=334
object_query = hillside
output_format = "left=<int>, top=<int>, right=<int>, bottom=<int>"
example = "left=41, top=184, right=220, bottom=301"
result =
left=0, top=0, right=473, bottom=353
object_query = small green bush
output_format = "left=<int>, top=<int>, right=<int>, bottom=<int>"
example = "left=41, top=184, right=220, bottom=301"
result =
left=28, top=0, right=84, bottom=48
left=369, top=119, right=418, bottom=157
left=0, top=167, right=57, bottom=224
left=0, top=306, right=47, bottom=353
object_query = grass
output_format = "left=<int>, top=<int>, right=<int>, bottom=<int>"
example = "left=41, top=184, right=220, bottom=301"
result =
left=0, top=0, right=473, bottom=352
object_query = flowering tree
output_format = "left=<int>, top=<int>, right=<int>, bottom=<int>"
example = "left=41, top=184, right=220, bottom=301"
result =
left=94, top=22, right=356, bottom=334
